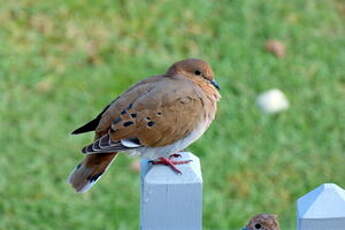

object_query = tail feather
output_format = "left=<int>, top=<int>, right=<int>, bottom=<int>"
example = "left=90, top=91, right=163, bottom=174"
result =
left=68, top=152, right=118, bottom=193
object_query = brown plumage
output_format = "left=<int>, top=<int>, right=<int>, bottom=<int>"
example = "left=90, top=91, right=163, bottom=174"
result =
left=244, top=214, right=280, bottom=230
left=68, top=58, right=220, bottom=192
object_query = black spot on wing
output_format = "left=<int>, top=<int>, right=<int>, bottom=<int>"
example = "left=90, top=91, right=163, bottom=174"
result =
left=147, top=121, right=155, bottom=127
left=123, top=121, right=134, bottom=127
left=130, top=113, right=137, bottom=118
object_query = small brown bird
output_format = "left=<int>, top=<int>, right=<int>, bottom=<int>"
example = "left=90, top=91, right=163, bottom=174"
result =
left=68, top=58, right=221, bottom=193
left=243, top=214, right=280, bottom=230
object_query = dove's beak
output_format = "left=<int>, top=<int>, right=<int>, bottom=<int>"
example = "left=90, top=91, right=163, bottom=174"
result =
left=210, top=79, right=220, bottom=90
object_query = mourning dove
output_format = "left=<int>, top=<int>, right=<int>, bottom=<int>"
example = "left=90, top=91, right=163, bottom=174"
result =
left=68, top=58, right=221, bottom=193
left=243, top=214, right=280, bottom=230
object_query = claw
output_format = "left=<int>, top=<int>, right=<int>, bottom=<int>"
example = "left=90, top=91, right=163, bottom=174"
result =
left=150, top=157, right=192, bottom=174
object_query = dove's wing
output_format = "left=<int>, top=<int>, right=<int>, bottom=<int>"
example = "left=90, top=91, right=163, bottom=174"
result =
left=80, top=75, right=210, bottom=154
left=70, top=76, right=162, bottom=135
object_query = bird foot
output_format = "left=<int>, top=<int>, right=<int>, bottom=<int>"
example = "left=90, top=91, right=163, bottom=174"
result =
left=150, top=157, right=192, bottom=174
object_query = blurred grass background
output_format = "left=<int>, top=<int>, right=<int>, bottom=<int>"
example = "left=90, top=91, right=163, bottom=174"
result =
left=1, top=0, right=344, bottom=229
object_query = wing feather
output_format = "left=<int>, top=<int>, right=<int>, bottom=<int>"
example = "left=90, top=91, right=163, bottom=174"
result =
left=79, top=75, right=212, bottom=154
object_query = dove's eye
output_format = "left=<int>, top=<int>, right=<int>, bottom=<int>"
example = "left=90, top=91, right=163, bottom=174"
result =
left=254, top=223, right=262, bottom=229
left=194, top=70, right=201, bottom=75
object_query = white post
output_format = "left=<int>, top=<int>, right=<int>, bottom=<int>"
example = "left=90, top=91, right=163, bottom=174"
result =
left=140, top=152, right=203, bottom=230
left=297, top=183, right=345, bottom=230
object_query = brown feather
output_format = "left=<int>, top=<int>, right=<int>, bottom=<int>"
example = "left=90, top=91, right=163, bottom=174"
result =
left=68, top=153, right=118, bottom=192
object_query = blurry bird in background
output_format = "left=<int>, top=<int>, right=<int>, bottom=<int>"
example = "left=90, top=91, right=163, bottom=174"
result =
left=68, top=58, right=221, bottom=193
left=243, top=214, right=280, bottom=230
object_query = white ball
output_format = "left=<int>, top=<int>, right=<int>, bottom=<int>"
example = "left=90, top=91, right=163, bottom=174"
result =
left=256, top=89, right=289, bottom=114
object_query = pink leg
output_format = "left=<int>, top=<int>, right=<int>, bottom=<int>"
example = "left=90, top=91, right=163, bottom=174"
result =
left=150, top=157, right=192, bottom=174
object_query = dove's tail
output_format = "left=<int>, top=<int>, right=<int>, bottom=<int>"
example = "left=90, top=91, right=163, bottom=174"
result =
left=68, top=152, right=118, bottom=193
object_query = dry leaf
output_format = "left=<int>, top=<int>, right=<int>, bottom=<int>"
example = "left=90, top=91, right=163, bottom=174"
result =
left=265, top=40, right=286, bottom=58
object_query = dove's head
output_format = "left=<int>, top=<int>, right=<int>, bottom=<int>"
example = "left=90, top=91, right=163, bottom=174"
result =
left=167, top=58, right=220, bottom=90
left=244, top=214, right=280, bottom=230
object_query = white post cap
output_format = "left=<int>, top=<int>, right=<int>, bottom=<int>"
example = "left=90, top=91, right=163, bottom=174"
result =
left=297, top=183, right=345, bottom=230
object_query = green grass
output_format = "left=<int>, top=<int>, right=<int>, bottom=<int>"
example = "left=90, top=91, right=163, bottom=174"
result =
left=1, top=0, right=345, bottom=229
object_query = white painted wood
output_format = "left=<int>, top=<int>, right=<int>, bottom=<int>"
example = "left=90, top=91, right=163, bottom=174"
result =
left=140, top=152, right=203, bottom=230
left=297, top=183, right=345, bottom=230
